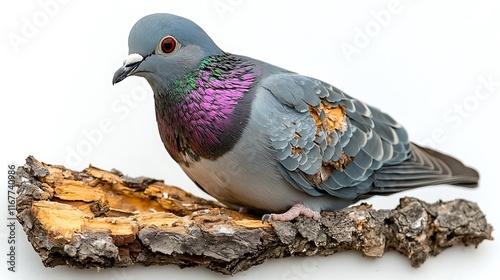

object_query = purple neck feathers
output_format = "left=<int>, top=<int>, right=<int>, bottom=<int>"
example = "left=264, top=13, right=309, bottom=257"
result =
left=155, top=54, right=258, bottom=162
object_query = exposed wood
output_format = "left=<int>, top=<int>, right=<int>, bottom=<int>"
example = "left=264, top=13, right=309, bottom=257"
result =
left=15, top=156, right=493, bottom=275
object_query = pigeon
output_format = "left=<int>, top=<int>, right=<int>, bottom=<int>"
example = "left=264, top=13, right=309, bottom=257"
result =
left=112, top=13, right=479, bottom=222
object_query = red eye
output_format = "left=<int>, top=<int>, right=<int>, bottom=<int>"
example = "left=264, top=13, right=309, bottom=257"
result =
left=161, top=37, right=176, bottom=53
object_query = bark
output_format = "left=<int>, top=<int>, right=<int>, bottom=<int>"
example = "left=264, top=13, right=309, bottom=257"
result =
left=15, top=156, right=493, bottom=275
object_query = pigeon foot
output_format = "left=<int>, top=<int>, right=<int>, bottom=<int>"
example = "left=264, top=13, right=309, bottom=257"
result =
left=261, top=203, right=321, bottom=223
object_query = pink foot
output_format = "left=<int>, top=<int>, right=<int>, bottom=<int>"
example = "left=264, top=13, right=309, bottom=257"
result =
left=261, top=203, right=321, bottom=223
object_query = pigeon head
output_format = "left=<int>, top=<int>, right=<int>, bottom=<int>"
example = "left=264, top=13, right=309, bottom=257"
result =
left=112, top=13, right=223, bottom=90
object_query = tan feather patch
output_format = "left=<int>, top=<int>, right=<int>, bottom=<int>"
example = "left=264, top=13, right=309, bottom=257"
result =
left=308, top=103, right=347, bottom=137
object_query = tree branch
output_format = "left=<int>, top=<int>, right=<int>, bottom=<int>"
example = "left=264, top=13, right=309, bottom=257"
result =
left=15, top=156, right=493, bottom=275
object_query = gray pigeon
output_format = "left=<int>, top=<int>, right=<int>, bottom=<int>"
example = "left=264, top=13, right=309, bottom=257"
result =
left=113, top=13, right=479, bottom=222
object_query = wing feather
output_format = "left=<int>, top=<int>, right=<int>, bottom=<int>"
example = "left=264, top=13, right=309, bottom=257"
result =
left=252, top=72, right=477, bottom=201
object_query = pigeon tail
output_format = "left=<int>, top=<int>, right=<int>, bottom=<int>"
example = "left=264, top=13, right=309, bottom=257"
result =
left=368, top=143, right=479, bottom=194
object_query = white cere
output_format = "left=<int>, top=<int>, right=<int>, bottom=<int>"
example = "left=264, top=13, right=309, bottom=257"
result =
left=123, top=53, right=144, bottom=66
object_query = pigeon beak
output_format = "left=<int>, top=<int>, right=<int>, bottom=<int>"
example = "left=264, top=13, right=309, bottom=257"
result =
left=112, top=53, right=144, bottom=85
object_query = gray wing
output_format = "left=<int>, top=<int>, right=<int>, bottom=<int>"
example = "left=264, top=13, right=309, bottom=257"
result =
left=254, top=73, right=475, bottom=200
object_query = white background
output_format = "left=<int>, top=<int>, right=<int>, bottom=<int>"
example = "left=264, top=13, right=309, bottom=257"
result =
left=1, top=0, right=499, bottom=279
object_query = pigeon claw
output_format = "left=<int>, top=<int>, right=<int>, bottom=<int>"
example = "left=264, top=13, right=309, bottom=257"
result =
left=261, top=203, right=321, bottom=223
left=261, top=214, right=273, bottom=224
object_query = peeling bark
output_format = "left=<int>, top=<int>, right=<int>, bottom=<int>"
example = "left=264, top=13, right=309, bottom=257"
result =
left=15, top=156, right=493, bottom=275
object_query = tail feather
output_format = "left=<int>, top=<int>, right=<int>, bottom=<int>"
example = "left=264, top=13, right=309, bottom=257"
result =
left=417, top=144, right=479, bottom=187
left=369, top=143, right=479, bottom=194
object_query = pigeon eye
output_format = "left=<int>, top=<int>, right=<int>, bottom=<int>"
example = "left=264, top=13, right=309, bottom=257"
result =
left=160, top=36, right=177, bottom=53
